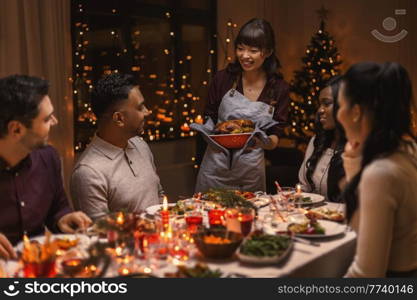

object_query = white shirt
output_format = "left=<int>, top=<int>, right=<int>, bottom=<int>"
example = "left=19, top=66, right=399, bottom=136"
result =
left=298, top=136, right=335, bottom=201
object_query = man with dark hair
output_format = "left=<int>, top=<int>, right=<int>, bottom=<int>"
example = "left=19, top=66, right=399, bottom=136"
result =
left=70, top=73, right=163, bottom=220
left=0, top=75, right=91, bottom=259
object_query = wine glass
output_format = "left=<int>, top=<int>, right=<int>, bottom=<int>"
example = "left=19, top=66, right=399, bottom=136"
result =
left=279, top=187, right=296, bottom=212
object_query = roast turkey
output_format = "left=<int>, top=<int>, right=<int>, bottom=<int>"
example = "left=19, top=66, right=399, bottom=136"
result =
left=214, top=119, right=255, bottom=134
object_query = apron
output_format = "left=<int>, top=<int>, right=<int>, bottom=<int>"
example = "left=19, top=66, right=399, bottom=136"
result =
left=191, top=84, right=278, bottom=193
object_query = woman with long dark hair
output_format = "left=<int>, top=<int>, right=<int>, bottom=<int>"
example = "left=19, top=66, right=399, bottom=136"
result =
left=338, top=62, right=417, bottom=277
left=298, top=76, right=346, bottom=202
left=194, top=18, right=289, bottom=192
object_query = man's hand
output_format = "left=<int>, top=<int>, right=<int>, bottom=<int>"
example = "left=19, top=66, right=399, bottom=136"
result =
left=57, top=211, right=92, bottom=233
left=0, top=233, right=16, bottom=260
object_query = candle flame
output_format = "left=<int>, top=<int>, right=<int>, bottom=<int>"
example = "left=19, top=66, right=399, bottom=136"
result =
left=296, top=184, right=302, bottom=194
left=89, top=265, right=97, bottom=272
left=116, top=212, right=124, bottom=224
left=23, top=234, right=29, bottom=241
left=162, top=196, right=168, bottom=211
left=66, top=259, right=81, bottom=266
left=119, top=267, right=130, bottom=275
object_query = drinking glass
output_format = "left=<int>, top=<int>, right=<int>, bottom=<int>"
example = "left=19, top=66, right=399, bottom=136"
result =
left=184, top=210, right=203, bottom=233
left=237, top=207, right=255, bottom=237
left=208, top=209, right=225, bottom=228
left=278, top=187, right=296, bottom=211
left=60, top=251, right=85, bottom=277
left=23, top=259, right=56, bottom=278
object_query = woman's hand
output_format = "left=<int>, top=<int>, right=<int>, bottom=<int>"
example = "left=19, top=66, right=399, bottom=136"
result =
left=344, top=141, right=363, bottom=158
left=342, top=141, right=363, bottom=182
left=246, top=135, right=279, bottom=151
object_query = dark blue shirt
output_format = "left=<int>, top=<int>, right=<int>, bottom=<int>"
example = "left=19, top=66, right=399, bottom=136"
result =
left=0, top=146, right=72, bottom=245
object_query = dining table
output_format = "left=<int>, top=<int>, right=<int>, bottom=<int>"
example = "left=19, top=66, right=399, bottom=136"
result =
left=4, top=201, right=356, bottom=278
left=141, top=202, right=356, bottom=278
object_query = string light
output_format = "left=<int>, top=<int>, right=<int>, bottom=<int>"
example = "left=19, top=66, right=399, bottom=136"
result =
left=72, top=3, right=216, bottom=151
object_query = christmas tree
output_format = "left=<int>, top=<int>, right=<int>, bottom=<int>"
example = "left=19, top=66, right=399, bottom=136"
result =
left=287, top=6, right=342, bottom=145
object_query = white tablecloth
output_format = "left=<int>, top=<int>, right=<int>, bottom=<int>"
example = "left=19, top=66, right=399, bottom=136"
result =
left=5, top=203, right=356, bottom=278
left=192, top=202, right=356, bottom=278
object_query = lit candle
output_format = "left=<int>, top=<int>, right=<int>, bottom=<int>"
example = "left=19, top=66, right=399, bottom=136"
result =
left=162, top=196, right=168, bottom=211
left=63, top=258, right=81, bottom=267
left=23, top=235, right=30, bottom=249
left=166, top=226, right=173, bottom=239
left=161, top=196, right=170, bottom=228
left=296, top=184, right=302, bottom=195
left=115, top=246, right=123, bottom=256
left=118, top=266, right=132, bottom=276
left=62, top=258, right=83, bottom=277
left=116, top=212, right=125, bottom=225
left=208, top=209, right=225, bottom=227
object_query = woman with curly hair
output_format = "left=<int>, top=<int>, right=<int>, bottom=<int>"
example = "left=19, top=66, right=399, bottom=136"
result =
left=298, top=76, right=346, bottom=202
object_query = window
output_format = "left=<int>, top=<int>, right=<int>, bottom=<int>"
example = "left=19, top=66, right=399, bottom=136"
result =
left=71, top=0, right=217, bottom=152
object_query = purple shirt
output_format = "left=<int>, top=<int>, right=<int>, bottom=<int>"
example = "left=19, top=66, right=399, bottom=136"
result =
left=205, top=69, right=290, bottom=136
left=0, top=146, right=72, bottom=245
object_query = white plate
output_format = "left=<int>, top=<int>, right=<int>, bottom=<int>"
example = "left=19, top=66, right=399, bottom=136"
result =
left=291, top=220, right=346, bottom=238
left=15, top=233, right=90, bottom=251
left=277, top=192, right=325, bottom=206
left=263, top=219, right=347, bottom=239
left=236, top=239, right=293, bottom=265
left=145, top=203, right=177, bottom=215
left=248, top=196, right=271, bottom=208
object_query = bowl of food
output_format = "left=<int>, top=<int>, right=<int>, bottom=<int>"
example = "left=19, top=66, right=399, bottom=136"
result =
left=237, top=232, right=293, bottom=264
left=193, top=228, right=243, bottom=259
left=209, top=119, right=254, bottom=149
left=209, top=133, right=252, bottom=149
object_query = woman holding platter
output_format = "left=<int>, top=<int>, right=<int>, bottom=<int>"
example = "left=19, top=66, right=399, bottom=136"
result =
left=193, top=18, right=289, bottom=193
